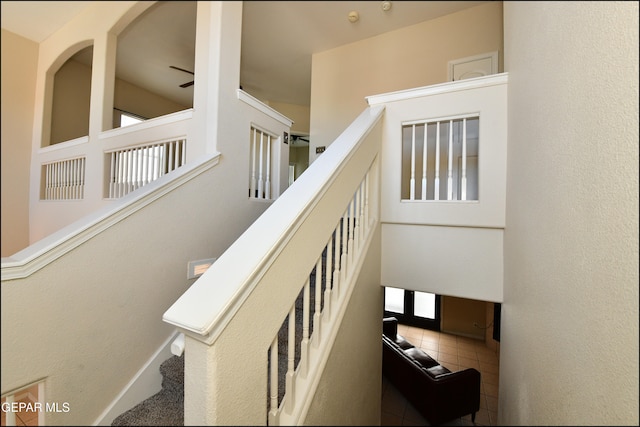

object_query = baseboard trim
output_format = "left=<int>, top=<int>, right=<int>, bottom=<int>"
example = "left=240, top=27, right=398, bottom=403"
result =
left=92, top=331, right=181, bottom=426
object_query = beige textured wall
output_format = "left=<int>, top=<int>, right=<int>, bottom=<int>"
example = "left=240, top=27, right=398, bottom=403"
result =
left=113, top=77, right=188, bottom=124
left=441, top=296, right=486, bottom=340
left=267, top=101, right=310, bottom=135
left=1, top=29, right=37, bottom=257
left=50, top=58, right=92, bottom=144
left=502, top=2, right=638, bottom=425
left=309, top=1, right=503, bottom=163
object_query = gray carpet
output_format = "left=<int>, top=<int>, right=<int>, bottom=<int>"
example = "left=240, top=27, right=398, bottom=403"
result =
left=111, top=355, right=184, bottom=426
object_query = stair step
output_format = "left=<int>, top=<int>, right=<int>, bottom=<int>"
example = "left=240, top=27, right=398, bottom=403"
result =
left=160, top=354, right=184, bottom=395
left=111, top=388, right=183, bottom=426
left=111, top=355, right=184, bottom=426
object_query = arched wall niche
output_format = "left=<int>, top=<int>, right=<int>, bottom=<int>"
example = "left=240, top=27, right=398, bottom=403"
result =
left=43, top=40, right=94, bottom=147
left=40, top=1, right=197, bottom=143
left=111, top=1, right=196, bottom=128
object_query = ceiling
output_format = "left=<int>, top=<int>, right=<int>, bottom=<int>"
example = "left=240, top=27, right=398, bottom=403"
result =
left=1, top=1, right=488, bottom=108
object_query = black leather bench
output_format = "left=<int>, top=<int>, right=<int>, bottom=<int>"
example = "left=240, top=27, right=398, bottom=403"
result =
left=382, top=317, right=481, bottom=425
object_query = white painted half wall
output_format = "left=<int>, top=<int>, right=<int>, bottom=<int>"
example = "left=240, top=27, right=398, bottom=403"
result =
left=381, top=223, right=503, bottom=303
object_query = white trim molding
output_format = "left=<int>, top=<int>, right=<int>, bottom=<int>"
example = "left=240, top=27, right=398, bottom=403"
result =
left=367, top=72, right=508, bottom=106
left=237, top=89, right=294, bottom=128
left=1, top=153, right=221, bottom=280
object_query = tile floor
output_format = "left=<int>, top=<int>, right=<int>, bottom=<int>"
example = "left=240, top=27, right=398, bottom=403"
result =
left=381, top=323, right=499, bottom=426
left=0, top=395, right=39, bottom=427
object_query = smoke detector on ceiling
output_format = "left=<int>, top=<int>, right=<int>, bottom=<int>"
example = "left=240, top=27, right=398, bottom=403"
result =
left=348, top=10, right=359, bottom=23
left=381, top=1, right=392, bottom=12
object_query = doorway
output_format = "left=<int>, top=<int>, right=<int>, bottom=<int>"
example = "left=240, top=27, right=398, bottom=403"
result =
left=289, top=133, right=309, bottom=183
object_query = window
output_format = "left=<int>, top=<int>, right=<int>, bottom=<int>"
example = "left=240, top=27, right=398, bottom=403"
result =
left=120, top=112, right=144, bottom=127
left=115, top=109, right=145, bottom=128
left=384, top=287, right=441, bottom=331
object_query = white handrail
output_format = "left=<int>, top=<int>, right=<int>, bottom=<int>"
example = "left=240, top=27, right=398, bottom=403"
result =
left=162, top=105, right=384, bottom=426
left=163, top=105, right=384, bottom=338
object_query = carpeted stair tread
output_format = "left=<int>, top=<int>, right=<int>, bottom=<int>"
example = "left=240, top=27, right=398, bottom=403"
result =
left=160, top=355, right=184, bottom=395
left=111, top=355, right=184, bottom=426
left=111, top=388, right=183, bottom=426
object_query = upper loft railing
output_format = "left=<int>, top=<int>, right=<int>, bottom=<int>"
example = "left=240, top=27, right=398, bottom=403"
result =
left=249, top=125, right=276, bottom=200
left=369, top=73, right=508, bottom=230
left=27, top=89, right=292, bottom=244
left=29, top=109, right=195, bottom=243
left=401, top=115, right=479, bottom=201
left=38, top=109, right=193, bottom=201
left=105, top=137, right=187, bottom=199
left=163, top=105, right=385, bottom=425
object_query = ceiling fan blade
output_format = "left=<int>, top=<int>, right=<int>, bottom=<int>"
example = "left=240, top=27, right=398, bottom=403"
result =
left=170, top=65, right=194, bottom=75
left=180, top=81, right=194, bottom=88
left=292, top=135, right=309, bottom=143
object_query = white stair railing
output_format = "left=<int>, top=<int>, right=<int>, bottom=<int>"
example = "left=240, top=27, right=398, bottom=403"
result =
left=106, top=138, right=186, bottom=199
left=402, top=115, right=479, bottom=201
left=162, top=105, right=384, bottom=426
left=249, top=126, right=274, bottom=200
left=267, top=167, right=374, bottom=425
left=41, top=157, right=86, bottom=200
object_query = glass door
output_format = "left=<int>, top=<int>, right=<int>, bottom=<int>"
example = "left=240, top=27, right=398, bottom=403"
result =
left=384, top=286, right=441, bottom=331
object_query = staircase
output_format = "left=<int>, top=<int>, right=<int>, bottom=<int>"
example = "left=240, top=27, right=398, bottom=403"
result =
left=111, top=263, right=324, bottom=426
left=111, top=355, right=184, bottom=426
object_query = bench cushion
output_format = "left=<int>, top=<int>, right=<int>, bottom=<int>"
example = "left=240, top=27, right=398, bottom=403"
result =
left=404, top=347, right=439, bottom=368
left=394, top=334, right=415, bottom=350
left=425, top=365, right=452, bottom=378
